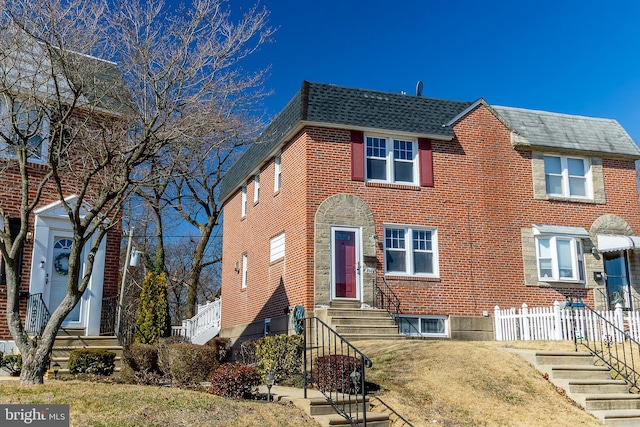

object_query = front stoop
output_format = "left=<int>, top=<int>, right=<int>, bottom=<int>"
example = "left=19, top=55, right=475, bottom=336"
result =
left=314, top=307, right=405, bottom=341
left=294, top=396, right=390, bottom=427
left=527, top=350, right=640, bottom=426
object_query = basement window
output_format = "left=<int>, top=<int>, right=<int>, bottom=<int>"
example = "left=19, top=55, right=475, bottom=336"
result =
left=397, top=315, right=448, bottom=337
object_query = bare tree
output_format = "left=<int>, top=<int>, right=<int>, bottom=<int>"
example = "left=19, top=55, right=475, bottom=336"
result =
left=0, top=0, right=273, bottom=385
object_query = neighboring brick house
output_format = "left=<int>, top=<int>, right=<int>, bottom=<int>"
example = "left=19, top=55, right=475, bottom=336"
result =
left=0, top=54, right=123, bottom=352
left=218, top=81, right=640, bottom=342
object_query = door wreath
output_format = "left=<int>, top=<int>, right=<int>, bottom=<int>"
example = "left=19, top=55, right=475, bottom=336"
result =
left=54, top=252, right=70, bottom=275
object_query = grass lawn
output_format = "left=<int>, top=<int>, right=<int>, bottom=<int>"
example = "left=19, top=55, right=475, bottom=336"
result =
left=0, top=340, right=609, bottom=426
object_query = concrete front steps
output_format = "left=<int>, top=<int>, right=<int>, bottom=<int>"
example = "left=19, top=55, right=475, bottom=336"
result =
left=50, top=335, right=123, bottom=377
left=294, top=394, right=390, bottom=427
left=315, top=301, right=405, bottom=341
left=533, top=351, right=640, bottom=426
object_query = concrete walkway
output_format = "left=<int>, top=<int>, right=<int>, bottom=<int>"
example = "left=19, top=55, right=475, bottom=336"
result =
left=257, top=384, right=324, bottom=402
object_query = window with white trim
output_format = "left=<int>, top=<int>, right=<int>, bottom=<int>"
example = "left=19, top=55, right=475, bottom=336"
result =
left=241, top=253, right=248, bottom=289
left=254, top=174, right=260, bottom=203
left=536, top=235, right=585, bottom=282
left=384, top=225, right=438, bottom=276
left=398, top=315, right=448, bottom=337
left=270, top=233, right=285, bottom=262
left=0, top=98, right=49, bottom=162
left=241, top=185, right=247, bottom=217
left=274, top=155, right=281, bottom=192
left=543, top=155, right=591, bottom=198
left=366, top=135, right=417, bottom=184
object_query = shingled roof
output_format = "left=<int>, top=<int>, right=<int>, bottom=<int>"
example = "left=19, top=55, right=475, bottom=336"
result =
left=493, top=106, right=640, bottom=159
left=219, top=81, right=473, bottom=202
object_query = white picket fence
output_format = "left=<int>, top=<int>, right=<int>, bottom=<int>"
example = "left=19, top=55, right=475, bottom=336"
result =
left=494, top=301, right=640, bottom=343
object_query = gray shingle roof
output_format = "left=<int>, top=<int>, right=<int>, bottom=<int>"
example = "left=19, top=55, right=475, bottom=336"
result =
left=219, top=81, right=473, bottom=202
left=493, top=106, right=640, bottom=159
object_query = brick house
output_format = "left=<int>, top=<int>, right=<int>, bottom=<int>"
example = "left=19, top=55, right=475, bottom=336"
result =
left=218, top=81, right=640, bottom=342
left=0, top=53, right=123, bottom=353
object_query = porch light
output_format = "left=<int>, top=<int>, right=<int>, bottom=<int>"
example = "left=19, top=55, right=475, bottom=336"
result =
left=265, top=374, right=275, bottom=402
left=52, top=362, right=60, bottom=379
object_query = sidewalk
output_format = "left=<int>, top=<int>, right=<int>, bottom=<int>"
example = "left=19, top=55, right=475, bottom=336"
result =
left=256, top=384, right=324, bottom=403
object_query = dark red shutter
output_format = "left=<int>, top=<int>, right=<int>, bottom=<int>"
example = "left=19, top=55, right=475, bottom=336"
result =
left=351, top=130, right=365, bottom=181
left=418, top=138, right=434, bottom=187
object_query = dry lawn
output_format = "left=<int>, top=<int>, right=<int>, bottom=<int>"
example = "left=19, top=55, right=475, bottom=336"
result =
left=355, top=339, right=603, bottom=427
left=0, top=380, right=314, bottom=426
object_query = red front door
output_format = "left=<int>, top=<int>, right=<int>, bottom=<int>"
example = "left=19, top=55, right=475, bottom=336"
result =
left=334, top=230, right=357, bottom=299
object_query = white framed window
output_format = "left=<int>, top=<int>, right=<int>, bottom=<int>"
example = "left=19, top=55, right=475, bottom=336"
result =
left=270, top=233, right=285, bottom=262
left=366, top=135, right=417, bottom=185
left=543, top=155, right=591, bottom=199
left=253, top=174, right=260, bottom=203
left=384, top=225, right=438, bottom=276
left=398, top=315, right=448, bottom=337
left=0, top=98, right=49, bottom=163
left=241, top=253, right=248, bottom=289
left=274, top=155, right=281, bottom=192
left=241, top=185, right=247, bottom=217
left=536, top=236, right=585, bottom=282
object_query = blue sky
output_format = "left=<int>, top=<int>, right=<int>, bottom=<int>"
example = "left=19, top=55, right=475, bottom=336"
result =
left=230, top=0, right=640, bottom=143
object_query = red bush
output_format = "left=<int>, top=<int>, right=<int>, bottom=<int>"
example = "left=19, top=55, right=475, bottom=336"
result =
left=313, top=355, right=362, bottom=393
left=209, top=363, right=260, bottom=399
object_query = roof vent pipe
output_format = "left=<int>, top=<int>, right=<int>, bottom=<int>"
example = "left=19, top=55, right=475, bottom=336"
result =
left=416, top=80, right=423, bottom=97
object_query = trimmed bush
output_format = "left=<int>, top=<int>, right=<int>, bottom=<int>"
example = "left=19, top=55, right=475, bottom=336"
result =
left=68, top=349, right=116, bottom=376
left=121, top=343, right=163, bottom=384
left=168, top=343, right=220, bottom=387
left=256, top=334, right=303, bottom=383
left=2, top=354, right=21, bottom=376
left=313, top=355, right=362, bottom=393
left=206, top=337, right=232, bottom=365
left=135, top=272, right=171, bottom=344
left=209, top=363, right=260, bottom=399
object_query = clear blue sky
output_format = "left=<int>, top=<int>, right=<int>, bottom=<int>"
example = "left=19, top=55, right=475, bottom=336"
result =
left=231, top=0, right=640, bottom=143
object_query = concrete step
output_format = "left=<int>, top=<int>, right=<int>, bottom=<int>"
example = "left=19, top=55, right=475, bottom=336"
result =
left=333, top=325, right=400, bottom=335
left=550, top=365, right=612, bottom=381
left=591, top=409, right=640, bottom=426
left=535, top=351, right=595, bottom=366
left=341, top=334, right=406, bottom=341
left=320, top=308, right=394, bottom=318
left=304, top=397, right=370, bottom=416
left=53, top=336, right=120, bottom=347
left=583, top=394, right=640, bottom=411
left=315, top=411, right=390, bottom=427
left=568, top=379, right=630, bottom=394
left=329, top=317, right=398, bottom=327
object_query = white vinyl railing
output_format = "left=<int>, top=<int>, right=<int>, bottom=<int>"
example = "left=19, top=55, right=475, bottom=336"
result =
left=172, top=298, right=221, bottom=342
left=495, top=301, right=640, bottom=343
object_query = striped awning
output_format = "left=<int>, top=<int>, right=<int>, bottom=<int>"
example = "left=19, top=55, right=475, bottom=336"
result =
left=597, top=234, right=640, bottom=253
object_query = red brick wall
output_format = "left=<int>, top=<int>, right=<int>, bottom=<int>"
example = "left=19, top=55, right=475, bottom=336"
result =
left=221, top=104, right=640, bottom=328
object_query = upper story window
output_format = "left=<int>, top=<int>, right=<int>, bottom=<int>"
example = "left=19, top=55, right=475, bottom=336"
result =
left=544, top=155, right=591, bottom=199
left=366, top=136, right=417, bottom=185
left=274, top=155, right=281, bottom=192
left=0, top=99, right=49, bottom=163
left=384, top=225, right=438, bottom=277
left=241, top=185, right=247, bottom=217
left=253, top=174, right=260, bottom=203
left=536, top=235, right=585, bottom=282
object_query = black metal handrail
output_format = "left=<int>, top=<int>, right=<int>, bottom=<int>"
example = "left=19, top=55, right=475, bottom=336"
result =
left=303, top=316, right=372, bottom=426
left=374, top=277, right=423, bottom=337
left=595, top=287, right=640, bottom=312
left=566, top=299, right=640, bottom=393
left=101, top=295, right=138, bottom=347
left=25, top=293, right=51, bottom=337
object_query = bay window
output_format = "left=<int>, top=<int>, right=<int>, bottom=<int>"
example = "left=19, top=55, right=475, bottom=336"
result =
left=536, top=235, right=585, bottom=282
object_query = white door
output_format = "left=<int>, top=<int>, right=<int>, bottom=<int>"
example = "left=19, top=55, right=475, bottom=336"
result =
left=47, top=233, right=82, bottom=324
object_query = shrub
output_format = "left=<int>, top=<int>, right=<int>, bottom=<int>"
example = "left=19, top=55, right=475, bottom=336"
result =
left=206, top=337, right=232, bottom=365
left=209, top=363, right=259, bottom=399
left=256, top=334, right=303, bottom=383
left=168, top=343, right=220, bottom=387
left=135, top=272, right=171, bottom=344
left=68, top=349, right=116, bottom=376
left=2, top=354, right=21, bottom=376
left=121, top=344, right=163, bottom=385
left=313, top=355, right=362, bottom=393
left=237, top=339, right=258, bottom=366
